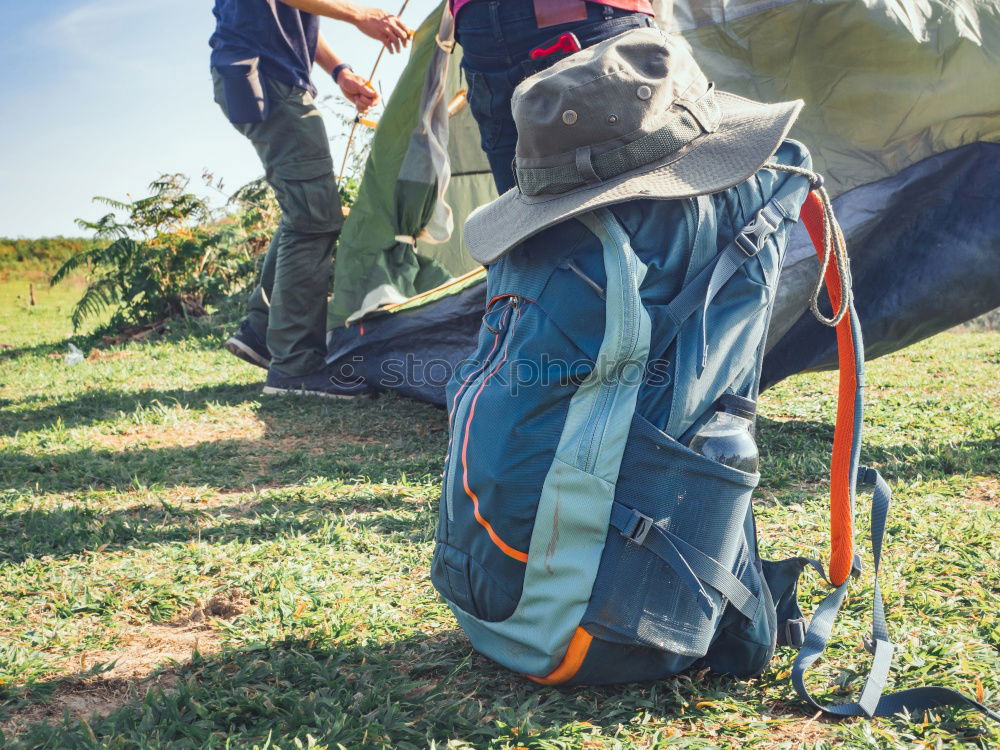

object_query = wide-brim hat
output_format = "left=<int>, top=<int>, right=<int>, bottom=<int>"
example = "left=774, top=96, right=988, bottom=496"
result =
left=464, top=28, right=803, bottom=265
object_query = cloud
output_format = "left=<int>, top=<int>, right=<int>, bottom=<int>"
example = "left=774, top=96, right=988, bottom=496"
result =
left=49, top=0, right=195, bottom=69
left=52, top=0, right=176, bottom=37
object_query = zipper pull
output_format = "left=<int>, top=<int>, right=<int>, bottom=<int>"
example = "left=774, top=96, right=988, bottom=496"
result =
left=560, top=260, right=606, bottom=299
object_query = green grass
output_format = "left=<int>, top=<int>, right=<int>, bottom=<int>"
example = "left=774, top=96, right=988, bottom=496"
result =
left=0, top=272, right=997, bottom=749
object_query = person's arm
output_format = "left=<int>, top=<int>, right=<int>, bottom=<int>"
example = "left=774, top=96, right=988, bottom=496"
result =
left=313, top=31, right=341, bottom=75
left=279, top=0, right=411, bottom=53
left=315, top=33, right=379, bottom=113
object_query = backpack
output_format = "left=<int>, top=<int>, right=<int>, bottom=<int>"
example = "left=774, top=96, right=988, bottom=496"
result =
left=431, top=140, right=998, bottom=721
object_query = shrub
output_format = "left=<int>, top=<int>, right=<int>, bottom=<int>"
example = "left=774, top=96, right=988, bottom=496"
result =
left=52, top=174, right=277, bottom=332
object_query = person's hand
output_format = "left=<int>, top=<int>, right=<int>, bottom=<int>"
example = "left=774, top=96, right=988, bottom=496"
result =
left=338, top=70, right=379, bottom=113
left=355, top=7, right=412, bottom=53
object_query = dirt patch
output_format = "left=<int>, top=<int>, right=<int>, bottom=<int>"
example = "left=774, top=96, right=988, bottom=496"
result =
left=90, top=413, right=378, bottom=456
left=170, top=589, right=249, bottom=626
left=0, top=675, right=171, bottom=737
left=1, top=590, right=248, bottom=736
left=964, top=477, right=999, bottom=507
left=95, top=419, right=266, bottom=451
left=764, top=708, right=841, bottom=747
left=98, top=321, right=167, bottom=348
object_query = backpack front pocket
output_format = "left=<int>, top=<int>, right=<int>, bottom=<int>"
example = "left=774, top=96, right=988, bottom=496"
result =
left=433, top=294, right=598, bottom=622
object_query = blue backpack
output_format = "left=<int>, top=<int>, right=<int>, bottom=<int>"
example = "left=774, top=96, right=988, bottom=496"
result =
left=431, top=141, right=998, bottom=721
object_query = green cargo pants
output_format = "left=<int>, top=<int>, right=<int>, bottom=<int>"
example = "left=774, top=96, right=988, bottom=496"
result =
left=212, top=70, right=343, bottom=376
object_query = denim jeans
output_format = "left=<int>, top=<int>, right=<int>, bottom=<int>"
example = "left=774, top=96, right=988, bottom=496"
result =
left=455, top=0, right=654, bottom=193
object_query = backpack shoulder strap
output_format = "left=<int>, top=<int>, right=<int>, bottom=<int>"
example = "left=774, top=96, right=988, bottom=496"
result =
left=793, top=465, right=1000, bottom=720
left=791, top=190, right=999, bottom=722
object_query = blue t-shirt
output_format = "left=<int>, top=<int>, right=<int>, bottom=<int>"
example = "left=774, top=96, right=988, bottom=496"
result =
left=210, top=0, right=320, bottom=96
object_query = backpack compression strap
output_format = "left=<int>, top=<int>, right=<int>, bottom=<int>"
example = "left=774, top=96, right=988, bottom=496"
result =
left=790, top=189, right=999, bottom=722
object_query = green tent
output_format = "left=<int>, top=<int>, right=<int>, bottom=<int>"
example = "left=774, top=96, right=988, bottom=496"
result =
left=329, top=8, right=492, bottom=326
left=326, top=0, right=1000, bottom=403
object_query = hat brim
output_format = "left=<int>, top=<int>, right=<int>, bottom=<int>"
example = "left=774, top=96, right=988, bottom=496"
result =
left=465, top=92, right=804, bottom=265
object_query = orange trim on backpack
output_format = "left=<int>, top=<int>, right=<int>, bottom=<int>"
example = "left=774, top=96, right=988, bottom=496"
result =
left=448, top=309, right=507, bottom=431
left=800, top=191, right=856, bottom=586
left=460, top=314, right=529, bottom=564
left=528, top=627, right=593, bottom=685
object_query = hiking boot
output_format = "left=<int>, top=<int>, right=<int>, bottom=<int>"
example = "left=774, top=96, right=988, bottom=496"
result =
left=262, top=362, right=370, bottom=399
left=225, top=321, right=270, bottom=369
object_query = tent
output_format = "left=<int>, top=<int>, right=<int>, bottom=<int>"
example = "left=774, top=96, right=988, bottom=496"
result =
left=327, top=0, right=1000, bottom=404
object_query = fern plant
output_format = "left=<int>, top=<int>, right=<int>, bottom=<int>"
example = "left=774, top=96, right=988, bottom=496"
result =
left=52, top=174, right=272, bottom=332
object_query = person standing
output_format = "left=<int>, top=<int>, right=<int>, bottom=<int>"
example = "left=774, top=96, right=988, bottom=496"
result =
left=212, top=0, right=411, bottom=396
left=454, top=0, right=655, bottom=193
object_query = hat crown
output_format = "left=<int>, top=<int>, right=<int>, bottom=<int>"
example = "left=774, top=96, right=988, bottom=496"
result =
left=461, top=26, right=804, bottom=266
left=512, top=28, right=713, bottom=168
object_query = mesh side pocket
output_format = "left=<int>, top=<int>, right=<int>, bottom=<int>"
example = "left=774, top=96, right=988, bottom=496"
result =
left=582, top=412, right=758, bottom=658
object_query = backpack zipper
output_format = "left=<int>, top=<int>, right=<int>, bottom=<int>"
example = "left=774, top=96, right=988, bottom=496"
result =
left=576, top=213, right=644, bottom=474
left=444, top=297, right=517, bottom=524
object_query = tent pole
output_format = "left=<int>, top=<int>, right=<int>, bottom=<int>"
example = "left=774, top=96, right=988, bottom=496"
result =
left=337, top=0, right=413, bottom=192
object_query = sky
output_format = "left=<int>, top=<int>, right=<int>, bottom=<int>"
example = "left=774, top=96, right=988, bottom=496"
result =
left=0, top=0, right=437, bottom=238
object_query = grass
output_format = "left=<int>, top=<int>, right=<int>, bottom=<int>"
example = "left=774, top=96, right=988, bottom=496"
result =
left=0, top=271, right=997, bottom=749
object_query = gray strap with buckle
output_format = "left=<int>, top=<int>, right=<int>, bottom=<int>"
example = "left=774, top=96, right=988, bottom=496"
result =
left=661, top=195, right=792, bottom=367
left=793, top=466, right=1000, bottom=721
left=609, top=502, right=715, bottom=619
left=609, top=502, right=761, bottom=622
left=694, top=201, right=784, bottom=375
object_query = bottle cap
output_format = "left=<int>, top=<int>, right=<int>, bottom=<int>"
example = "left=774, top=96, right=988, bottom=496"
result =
left=719, top=393, right=756, bottom=420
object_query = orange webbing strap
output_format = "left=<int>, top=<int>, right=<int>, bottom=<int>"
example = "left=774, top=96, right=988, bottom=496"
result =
left=799, top=191, right=856, bottom=586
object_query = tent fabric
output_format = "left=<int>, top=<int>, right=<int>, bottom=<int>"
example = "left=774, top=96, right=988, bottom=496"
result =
left=327, top=0, right=999, bottom=403
left=329, top=6, right=494, bottom=327
left=762, top=140, right=1000, bottom=386
left=670, top=0, right=1000, bottom=198
left=326, top=279, right=485, bottom=404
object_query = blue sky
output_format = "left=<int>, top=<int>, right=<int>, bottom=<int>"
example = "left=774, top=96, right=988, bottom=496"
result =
left=0, top=0, right=436, bottom=238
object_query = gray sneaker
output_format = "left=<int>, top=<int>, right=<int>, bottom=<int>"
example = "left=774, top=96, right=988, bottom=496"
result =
left=225, top=321, right=270, bottom=369
left=262, top=361, right=370, bottom=398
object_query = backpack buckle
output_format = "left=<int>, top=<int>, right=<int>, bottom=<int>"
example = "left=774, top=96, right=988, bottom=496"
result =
left=735, top=205, right=782, bottom=257
left=622, top=509, right=654, bottom=546
left=784, top=618, right=808, bottom=648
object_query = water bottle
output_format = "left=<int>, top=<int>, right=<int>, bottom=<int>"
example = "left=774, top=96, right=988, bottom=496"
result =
left=688, top=394, right=759, bottom=473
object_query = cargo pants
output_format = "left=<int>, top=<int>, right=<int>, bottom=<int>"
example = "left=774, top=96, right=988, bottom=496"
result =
left=212, top=70, right=343, bottom=376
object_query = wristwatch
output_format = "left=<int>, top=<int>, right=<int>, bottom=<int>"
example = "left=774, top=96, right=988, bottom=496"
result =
left=332, top=63, right=353, bottom=84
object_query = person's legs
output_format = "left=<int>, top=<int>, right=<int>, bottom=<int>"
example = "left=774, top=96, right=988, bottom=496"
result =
left=213, top=71, right=343, bottom=376
left=456, top=0, right=653, bottom=193
left=244, top=223, right=281, bottom=338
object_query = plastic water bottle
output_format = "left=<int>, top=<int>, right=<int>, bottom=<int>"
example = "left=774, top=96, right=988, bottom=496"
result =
left=688, top=394, right=759, bottom=473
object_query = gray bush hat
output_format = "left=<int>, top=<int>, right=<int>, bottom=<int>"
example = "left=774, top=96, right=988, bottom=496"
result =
left=464, top=27, right=803, bottom=265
